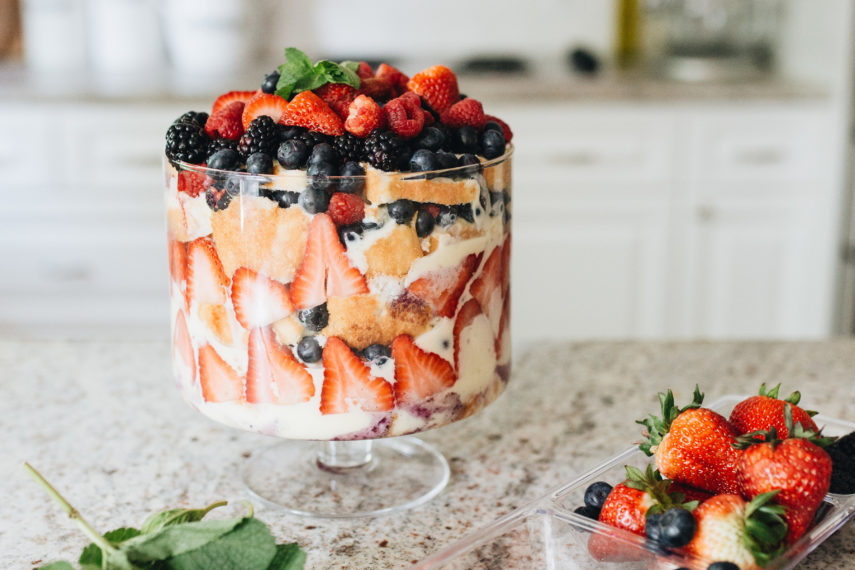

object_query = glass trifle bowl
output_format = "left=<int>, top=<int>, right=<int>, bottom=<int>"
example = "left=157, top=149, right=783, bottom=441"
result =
left=164, top=144, right=512, bottom=517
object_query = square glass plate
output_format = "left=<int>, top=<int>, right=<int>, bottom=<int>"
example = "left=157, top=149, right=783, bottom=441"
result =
left=417, top=395, right=855, bottom=569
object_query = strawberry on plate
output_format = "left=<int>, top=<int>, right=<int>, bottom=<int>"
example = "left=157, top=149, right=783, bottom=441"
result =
left=290, top=213, right=369, bottom=310
left=320, top=337, right=394, bottom=414
left=407, top=253, right=482, bottom=319
left=280, top=91, right=345, bottom=136
left=245, top=327, right=314, bottom=405
left=391, top=334, right=456, bottom=405
left=242, top=93, right=289, bottom=130
left=212, top=90, right=257, bottom=115
left=231, top=267, right=294, bottom=329
left=198, top=343, right=243, bottom=402
left=637, top=387, right=742, bottom=495
left=407, top=65, right=460, bottom=113
left=729, top=382, right=818, bottom=439
left=186, top=237, right=229, bottom=306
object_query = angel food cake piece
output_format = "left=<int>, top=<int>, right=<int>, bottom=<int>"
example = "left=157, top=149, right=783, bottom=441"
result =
left=164, top=48, right=513, bottom=440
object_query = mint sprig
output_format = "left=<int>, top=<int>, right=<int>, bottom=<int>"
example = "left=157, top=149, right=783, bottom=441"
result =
left=24, top=463, right=306, bottom=570
left=275, top=47, right=361, bottom=100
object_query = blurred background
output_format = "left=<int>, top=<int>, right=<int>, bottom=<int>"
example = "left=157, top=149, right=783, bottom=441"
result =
left=1, top=0, right=854, bottom=346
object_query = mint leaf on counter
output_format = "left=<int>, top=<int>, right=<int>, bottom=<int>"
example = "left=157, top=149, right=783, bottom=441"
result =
left=79, top=528, right=142, bottom=566
left=164, top=517, right=277, bottom=570
left=276, top=47, right=361, bottom=100
left=266, top=543, right=308, bottom=570
left=37, top=563, right=75, bottom=570
left=140, top=501, right=227, bottom=534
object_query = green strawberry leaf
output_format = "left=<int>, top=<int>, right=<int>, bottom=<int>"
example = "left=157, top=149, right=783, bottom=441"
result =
left=161, top=517, right=277, bottom=570
left=140, top=501, right=227, bottom=535
left=266, top=543, right=307, bottom=570
left=79, top=527, right=142, bottom=566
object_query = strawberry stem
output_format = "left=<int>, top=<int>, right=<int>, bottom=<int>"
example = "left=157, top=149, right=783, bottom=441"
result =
left=637, top=386, right=704, bottom=456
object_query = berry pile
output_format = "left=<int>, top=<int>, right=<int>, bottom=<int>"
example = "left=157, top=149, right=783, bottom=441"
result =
left=579, top=383, right=850, bottom=570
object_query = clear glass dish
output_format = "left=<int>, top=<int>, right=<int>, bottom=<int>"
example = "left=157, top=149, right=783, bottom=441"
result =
left=417, top=395, right=855, bottom=569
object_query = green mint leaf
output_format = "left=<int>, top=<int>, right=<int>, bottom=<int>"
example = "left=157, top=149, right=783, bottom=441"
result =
left=121, top=517, right=248, bottom=563
left=275, top=47, right=361, bottom=99
left=276, top=47, right=316, bottom=99
left=162, top=518, right=277, bottom=570
left=79, top=527, right=142, bottom=566
left=315, top=60, right=360, bottom=88
left=140, top=501, right=227, bottom=535
left=266, top=543, right=307, bottom=570
left=37, top=563, right=75, bottom=570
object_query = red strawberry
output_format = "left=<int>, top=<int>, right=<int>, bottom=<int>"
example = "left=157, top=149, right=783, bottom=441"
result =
left=320, top=337, right=395, bottom=414
left=687, top=492, right=788, bottom=570
left=280, top=91, right=345, bottom=136
left=245, top=327, right=314, bottom=405
left=290, top=213, right=368, bottom=309
left=440, top=98, right=486, bottom=130
left=314, top=82, right=358, bottom=120
left=356, top=61, right=374, bottom=79
left=407, top=65, right=460, bottom=113
left=177, top=170, right=212, bottom=197
left=356, top=77, right=393, bottom=101
left=186, top=237, right=229, bottom=305
left=407, top=253, right=482, bottom=318
left=470, top=245, right=503, bottom=330
left=421, top=108, right=435, bottom=127
left=391, top=334, right=456, bottom=405
left=736, top=422, right=833, bottom=544
left=168, top=239, right=187, bottom=285
left=344, top=94, right=384, bottom=138
left=494, top=294, right=510, bottom=360
left=242, top=93, right=289, bottom=130
left=230, top=267, right=294, bottom=329
left=375, top=63, right=409, bottom=96
left=327, top=192, right=365, bottom=226
left=485, top=114, right=514, bottom=142
left=638, top=387, right=742, bottom=495
left=198, top=344, right=243, bottom=402
left=669, top=481, right=713, bottom=504
left=172, top=310, right=196, bottom=383
left=501, top=234, right=511, bottom=295
left=205, top=101, right=245, bottom=140
left=453, top=298, right=482, bottom=372
left=212, top=90, right=257, bottom=114
left=729, top=383, right=818, bottom=439
left=384, top=91, right=425, bottom=139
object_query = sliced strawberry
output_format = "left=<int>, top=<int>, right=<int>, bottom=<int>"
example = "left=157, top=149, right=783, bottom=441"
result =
left=470, top=245, right=503, bottom=331
left=408, top=253, right=481, bottom=318
left=392, top=335, right=455, bottom=405
left=314, top=83, right=357, bottom=120
left=280, top=91, right=344, bottom=136
left=356, top=77, right=393, bottom=101
left=501, top=234, right=511, bottom=295
left=356, top=61, right=374, bottom=79
left=495, top=294, right=510, bottom=360
left=198, top=344, right=243, bottom=402
left=327, top=192, right=365, bottom=226
left=177, top=170, right=212, bottom=197
left=407, top=65, right=460, bottom=113
left=344, top=94, right=384, bottom=138
left=385, top=91, right=425, bottom=139
left=320, top=337, right=394, bottom=414
left=205, top=100, right=245, bottom=140
left=453, top=298, right=482, bottom=371
left=375, top=63, right=409, bottom=96
left=485, top=114, right=514, bottom=142
left=440, top=98, right=486, bottom=130
left=186, top=237, right=229, bottom=305
left=168, top=239, right=187, bottom=285
left=212, top=90, right=257, bottom=115
left=246, top=327, right=314, bottom=404
left=172, top=310, right=196, bottom=383
left=231, top=267, right=294, bottom=329
left=242, top=93, right=289, bottom=130
left=290, top=213, right=368, bottom=309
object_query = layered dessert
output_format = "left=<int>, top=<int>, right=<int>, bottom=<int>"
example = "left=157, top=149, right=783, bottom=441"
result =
left=164, top=49, right=512, bottom=440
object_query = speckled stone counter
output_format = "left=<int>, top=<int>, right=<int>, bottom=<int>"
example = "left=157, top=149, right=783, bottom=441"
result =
left=3, top=339, right=854, bottom=569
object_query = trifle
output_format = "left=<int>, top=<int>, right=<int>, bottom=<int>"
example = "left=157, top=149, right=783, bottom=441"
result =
left=164, top=50, right=511, bottom=514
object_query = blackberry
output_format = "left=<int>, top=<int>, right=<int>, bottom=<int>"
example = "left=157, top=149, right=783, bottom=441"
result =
left=174, top=111, right=208, bottom=127
left=289, top=127, right=331, bottom=151
left=208, top=137, right=238, bottom=157
left=332, top=132, right=365, bottom=163
left=237, top=116, right=279, bottom=158
left=165, top=122, right=211, bottom=164
left=364, top=130, right=408, bottom=172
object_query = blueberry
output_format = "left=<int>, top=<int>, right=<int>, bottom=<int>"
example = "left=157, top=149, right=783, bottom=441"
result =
left=583, top=481, right=612, bottom=511
left=481, top=129, right=506, bottom=159
left=262, top=189, right=300, bottom=208
left=338, top=161, right=365, bottom=194
left=299, top=186, right=330, bottom=214
left=436, top=151, right=460, bottom=170
left=707, top=564, right=740, bottom=570
left=484, top=120, right=505, bottom=139
left=414, top=126, right=445, bottom=152
left=338, top=223, right=363, bottom=245
left=261, top=70, right=281, bottom=94
left=362, top=343, right=391, bottom=364
left=362, top=220, right=383, bottom=231
left=307, top=160, right=339, bottom=192
left=277, top=139, right=308, bottom=169
left=573, top=505, right=600, bottom=520
left=246, top=152, right=273, bottom=174
left=645, top=512, right=663, bottom=543
left=453, top=126, right=480, bottom=154
left=207, top=148, right=240, bottom=171
left=296, top=336, right=322, bottom=363
left=388, top=199, right=416, bottom=224
left=298, top=304, right=329, bottom=332
left=308, top=143, right=339, bottom=167
left=455, top=204, right=475, bottom=223
left=657, top=508, right=696, bottom=548
left=410, top=149, right=440, bottom=173
left=436, top=207, right=457, bottom=227
left=459, top=153, right=482, bottom=175
left=415, top=209, right=435, bottom=238
left=279, top=126, right=303, bottom=141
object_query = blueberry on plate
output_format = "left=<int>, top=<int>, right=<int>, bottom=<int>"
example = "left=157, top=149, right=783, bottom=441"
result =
left=583, top=481, right=612, bottom=511
left=414, top=126, right=446, bottom=152
left=656, top=507, right=696, bottom=548
left=207, top=148, right=241, bottom=171
left=452, top=125, right=480, bottom=154
left=308, top=142, right=340, bottom=167
left=298, top=304, right=329, bottom=332
left=436, top=150, right=460, bottom=171
left=246, top=152, right=273, bottom=174
left=645, top=512, right=663, bottom=543
left=480, top=128, right=505, bottom=159
left=277, top=139, right=309, bottom=169
left=410, top=149, right=440, bottom=173
left=484, top=120, right=505, bottom=139
left=573, top=505, right=600, bottom=520
left=296, top=336, right=322, bottom=363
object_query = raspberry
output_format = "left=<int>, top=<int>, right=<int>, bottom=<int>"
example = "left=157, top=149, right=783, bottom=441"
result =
left=384, top=92, right=425, bottom=139
left=440, top=98, right=486, bottom=130
left=177, top=170, right=212, bottom=197
left=204, top=101, right=245, bottom=140
left=357, top=77, right=393, bottom=101
left=356, top=61, right=374, bottom=79
left=375, top=63, right=409, bottom=96
left=315, top=83, right=358, bottom=120
left=328, top=192, right=365, bottom=226
left=485, top=114, right=513, bottom=142
left=407, top=65, right=459, bottom=113
left=345, top=95, right=385, bottom=138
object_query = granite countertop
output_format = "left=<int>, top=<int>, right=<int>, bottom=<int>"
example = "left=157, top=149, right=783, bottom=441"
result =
left=2, top=339, right=854, bottom=568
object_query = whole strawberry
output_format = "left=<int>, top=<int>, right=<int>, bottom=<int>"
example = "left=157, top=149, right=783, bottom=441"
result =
left=638, top=387, right=742, bottom=494
left=730, top=382, right=818, bottom=439
left=735, top=415, right=833, bottom=544
left=687, top=491, right=787, bottom=570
